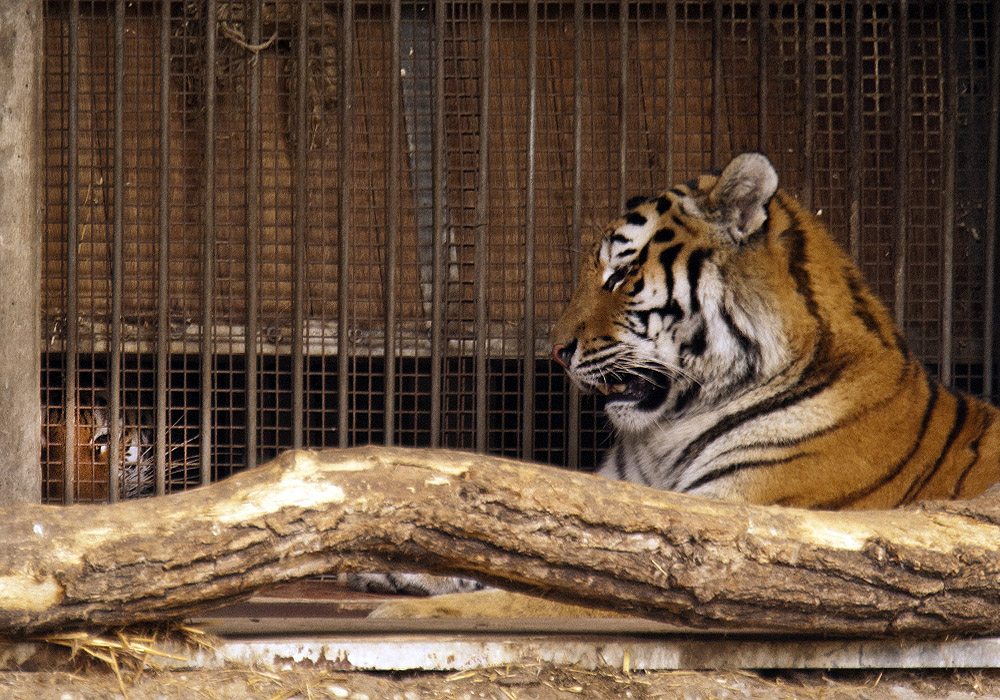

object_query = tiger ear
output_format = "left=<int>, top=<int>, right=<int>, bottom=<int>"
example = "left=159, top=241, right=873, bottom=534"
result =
left=708, top=152, right=778, bottom=241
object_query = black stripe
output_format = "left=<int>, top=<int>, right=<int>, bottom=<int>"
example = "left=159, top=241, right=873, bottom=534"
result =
left=672, top=382, right=701, bottom=414
left=661, top=298, right=684, bottom=321
left=609, top=233, right=629, bottom=246
left=684, top=454, right=804, bottom=494
left=659, top=244, right=683, bottom=299
left=653, top=227, right=675, bottom=243
left=898, top=391, right=970, bottom=505
left=951, top=409, right=995, bottom=498
left=603, top=267, right=628, bottom=291
left=819, top=375, right=939, bottom=509
left=784, top=227, right=821, bottom=320
left=630, top=278, right=645, bottom=296
left=614, top=442, right=628, bottom=480
left=844, top=266, right=893, bottom=349
left=616, top=247, right=637, bottom=259
left=624, top=211, right=648, bottom=226
left=680, top=324, right=707, bottom=357
left=686, top=248, right=711, bottom=313
left=626, top=195, right=650, bottom=210
left=719, top=305, right=761, bottom=370
left=633, top=242, right=649, bottom=267
left=626, top=309, right=650, bottom=333
left=655, top=196, right=671, bottom=214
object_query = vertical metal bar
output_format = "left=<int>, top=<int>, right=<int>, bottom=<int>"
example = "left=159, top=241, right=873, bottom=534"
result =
left=64, top=0, right=81, bottom=505
left=984, top=0, right=999, bottom=400
left=892, top=0, right=910, bottom=328
left=711, top=0, right=723, bottom=169
left=244, top=0, right=261, bottom=469
left=523, top=0, right=538, bottom=460
left=568, top=0, right=583, bottom=470
left=385, top=0, right=402, bottom=447
left=757, top=0, right=768, bottom=150
left=846, top=0, right=863, bottom=261
left=940, top=0, right=957, bottom=386
left=200, top=0, right=218, bottom=485
left=109, top=0, right=126, bottom=502
left=429, top=0, right=445, bottom=448
left=617, top=0, right=628, bottom=208
left=474, top=0, right=491, bottom=454
left=338, top=0, right=355, bottom=448
left=292, top=0, right=308, bottom=450
left=801, top=0, right=815, bottom=209
left=664, top=0, right=675, bottom=181
left=156, top=0, right=171, bottom=496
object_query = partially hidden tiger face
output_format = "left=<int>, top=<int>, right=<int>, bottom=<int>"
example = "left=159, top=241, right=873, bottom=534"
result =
left=42, top=394, right=154, bottom=503
left=550, top=152, right=1000, bottom=509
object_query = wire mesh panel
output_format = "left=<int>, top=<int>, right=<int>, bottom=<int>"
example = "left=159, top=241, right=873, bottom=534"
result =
left=40, top=0, right=999, bottom=503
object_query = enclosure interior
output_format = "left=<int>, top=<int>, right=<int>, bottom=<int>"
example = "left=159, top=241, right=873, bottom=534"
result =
left=40, top=0, right=999, bottom=503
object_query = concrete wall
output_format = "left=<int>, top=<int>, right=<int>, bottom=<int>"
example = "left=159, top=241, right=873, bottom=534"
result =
left=0, top=0, right=42, bottom=504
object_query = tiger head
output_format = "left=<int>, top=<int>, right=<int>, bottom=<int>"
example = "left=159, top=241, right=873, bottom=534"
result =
left=550, top=153, right=839, bottom=435
left=42, top=392, right=154, bottom=503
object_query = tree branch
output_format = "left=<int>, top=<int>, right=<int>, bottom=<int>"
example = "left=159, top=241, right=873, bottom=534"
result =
left=2, top=447, right=999, bottom=636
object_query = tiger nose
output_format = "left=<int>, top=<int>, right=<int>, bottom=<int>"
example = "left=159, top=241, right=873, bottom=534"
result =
left=552, top=340, right=576, bottom=368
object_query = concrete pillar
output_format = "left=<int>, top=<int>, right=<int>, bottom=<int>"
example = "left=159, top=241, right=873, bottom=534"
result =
left=0, top=0, right=43, bottom=504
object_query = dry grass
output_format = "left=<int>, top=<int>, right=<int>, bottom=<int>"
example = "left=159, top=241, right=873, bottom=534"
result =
left=36, top=624, right=209, bottom=696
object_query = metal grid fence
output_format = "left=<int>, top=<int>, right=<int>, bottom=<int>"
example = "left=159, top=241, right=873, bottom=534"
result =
left=41, top=0, right=999, bottom=503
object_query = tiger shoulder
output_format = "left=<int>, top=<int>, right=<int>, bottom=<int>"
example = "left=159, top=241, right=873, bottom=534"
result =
left=549, top=152, right=1000, bottom=510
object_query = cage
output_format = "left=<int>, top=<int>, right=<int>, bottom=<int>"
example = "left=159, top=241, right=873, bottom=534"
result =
left=40, top=0, right=999, bottom=504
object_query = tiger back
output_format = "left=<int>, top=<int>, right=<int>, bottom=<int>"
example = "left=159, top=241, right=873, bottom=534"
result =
left=550, top=152, right=1000, bottom=509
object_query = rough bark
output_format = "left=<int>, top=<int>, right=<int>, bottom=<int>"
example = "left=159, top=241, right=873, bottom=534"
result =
left=2, top=446, right=1000, bottom=636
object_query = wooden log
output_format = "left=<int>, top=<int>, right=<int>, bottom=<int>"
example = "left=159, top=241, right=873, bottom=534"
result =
left=1, top=446, right=999, bottom=636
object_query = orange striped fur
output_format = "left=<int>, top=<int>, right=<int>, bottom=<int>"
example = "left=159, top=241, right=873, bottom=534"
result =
left=550, top=153, right=999, bottom=509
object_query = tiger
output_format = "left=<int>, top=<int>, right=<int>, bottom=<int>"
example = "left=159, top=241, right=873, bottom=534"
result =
left=42, top=389, right=155, bottom=503
left=367, top=151, right=1000, bottom=618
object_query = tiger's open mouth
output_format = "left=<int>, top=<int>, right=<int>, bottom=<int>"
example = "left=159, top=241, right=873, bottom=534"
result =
left=593, top=371, right=670, bottom=409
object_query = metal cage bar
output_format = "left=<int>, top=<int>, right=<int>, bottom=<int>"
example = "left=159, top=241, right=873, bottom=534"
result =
left=711, top=0, right=723, bottom=169
left=155, top=0, right=171, bottom=496
left=291, top=0, right=308, bottom=450
left=429, top=0, right=446, bottom=448
left=567, top=0, right=584, bottom=471
left=757, top=0, right=768, bottom=151
left=846, top=0, right=863, bottom=261
left=385, top=0, right=402, bottom=447
left=940, top=0, right=957, bottom=386
left=522, top=0, right=538, bottom=460
left=62, top=0, right=81, bottom=505
left=200, top=0, right=217, bottom=485
left=892, top=0, right=910, bottom=327
left=337, top=0, right=355, bottom=449
left=664, top=0, right=675, bottom=181
left=474, top=0, right=492, bottom=454
left=618, top=0, right=629, bottom=208
left=244, top=0, right=262, bottom=470
left=108, top=0, right=125, bottom=503
left=801, top=0, right=815, bottom=209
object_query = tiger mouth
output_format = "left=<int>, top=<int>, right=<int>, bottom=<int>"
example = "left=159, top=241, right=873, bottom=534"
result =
left=594, top=372, right=669, bottom=407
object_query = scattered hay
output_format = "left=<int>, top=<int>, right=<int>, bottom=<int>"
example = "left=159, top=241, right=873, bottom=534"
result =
left=36, top=623, right=209, bottom=694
